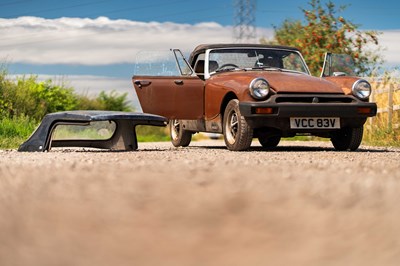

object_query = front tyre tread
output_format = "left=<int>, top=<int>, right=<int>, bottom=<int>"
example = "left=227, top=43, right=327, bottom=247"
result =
left=223, top=99, right=253, bottom=151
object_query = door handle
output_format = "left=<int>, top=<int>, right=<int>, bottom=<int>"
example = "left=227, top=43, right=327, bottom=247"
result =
left=174, top=80, right=184, bottom=85
left=134, top=80, right=151, bottom=88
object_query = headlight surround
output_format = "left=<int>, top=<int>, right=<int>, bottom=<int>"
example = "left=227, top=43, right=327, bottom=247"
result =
left=249, top=78, right=270, bottom=100
left=352, top=79, right=372, bottom=100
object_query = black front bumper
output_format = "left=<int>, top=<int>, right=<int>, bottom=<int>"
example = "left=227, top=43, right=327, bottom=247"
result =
left=239, top=95, right=377, bottom=131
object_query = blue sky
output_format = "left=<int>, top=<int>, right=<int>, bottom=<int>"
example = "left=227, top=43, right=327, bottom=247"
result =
left=1, top=0, right=398, bottom=29
left=0, top=0, right=399, bottom=107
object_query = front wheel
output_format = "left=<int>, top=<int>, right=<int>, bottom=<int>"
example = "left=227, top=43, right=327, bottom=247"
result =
left=331, top=127, right=363, bottom=151
left=223, top=99, right=253, bottom=151
left=170, top=119, right=192, bottom=147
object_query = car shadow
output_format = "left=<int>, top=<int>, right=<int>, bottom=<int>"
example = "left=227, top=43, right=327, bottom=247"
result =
left=49, top=142, right=396, bottom=153
left=190, top=144, right=395, bottom=153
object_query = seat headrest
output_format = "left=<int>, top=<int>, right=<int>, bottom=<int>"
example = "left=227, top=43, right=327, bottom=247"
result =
left=194, top=60, right=205, bottom=74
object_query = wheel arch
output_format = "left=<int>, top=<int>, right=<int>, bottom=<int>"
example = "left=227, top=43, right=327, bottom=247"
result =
left=220, top=92, right=238, bottom=118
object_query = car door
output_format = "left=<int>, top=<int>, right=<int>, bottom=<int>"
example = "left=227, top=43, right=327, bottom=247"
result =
left=132, top=49, right=204, bottom=119
left=321, top=52, right=357, bottom=77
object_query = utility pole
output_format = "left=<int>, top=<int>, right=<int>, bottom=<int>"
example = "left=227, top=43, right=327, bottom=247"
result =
left=233, top=0, right=257, bottom=43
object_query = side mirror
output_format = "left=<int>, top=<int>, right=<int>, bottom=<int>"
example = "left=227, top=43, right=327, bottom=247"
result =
left=333, top=72, right=346, bottom=77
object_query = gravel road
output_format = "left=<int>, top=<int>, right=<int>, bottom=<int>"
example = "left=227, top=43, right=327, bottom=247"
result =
left=1, top=140, right=400, bottom=266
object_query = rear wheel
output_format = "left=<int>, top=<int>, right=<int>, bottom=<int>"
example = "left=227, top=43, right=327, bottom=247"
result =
left=170, top=119, right=192, bottom=147
left=223, top=99, right=253, bottom=151
left=258, top=135, right=281, bottom=149
left=331, top=127, right=363, bottom=151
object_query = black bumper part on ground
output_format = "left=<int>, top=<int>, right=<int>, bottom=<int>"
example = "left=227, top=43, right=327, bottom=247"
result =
left=18, top=111, right=167, bottom=152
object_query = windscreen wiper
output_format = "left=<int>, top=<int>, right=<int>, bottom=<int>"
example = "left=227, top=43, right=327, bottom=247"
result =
left=215, top=67, right=243, bottom=73
left=252, top=66, right=283, bottom=72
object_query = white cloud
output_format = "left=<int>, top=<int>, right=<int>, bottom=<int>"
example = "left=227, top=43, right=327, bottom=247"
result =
left=1, top=16, right=397, bottom=68
left=0, top=16, right=273, bottom=65
left=379, top=30, right=400, bottom=67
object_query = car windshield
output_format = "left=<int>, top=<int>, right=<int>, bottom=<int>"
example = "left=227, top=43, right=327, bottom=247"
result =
left=208, top=48, right=309, bottom=74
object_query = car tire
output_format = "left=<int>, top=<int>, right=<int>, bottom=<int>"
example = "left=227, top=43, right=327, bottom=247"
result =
left=258, top=135, right=281, bottom=149
left=331, top=127, right=363, bottom=151
left=223, top=99, right=253, bottom=151
left=170, top=119, right=192, bottom=147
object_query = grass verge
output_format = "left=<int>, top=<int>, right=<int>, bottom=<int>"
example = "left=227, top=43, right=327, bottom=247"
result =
left=0, top=115, right=38, bottom=149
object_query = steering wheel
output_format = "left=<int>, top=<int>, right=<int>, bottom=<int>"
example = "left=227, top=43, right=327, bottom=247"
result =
left=217, top=63, right=239, bottom=71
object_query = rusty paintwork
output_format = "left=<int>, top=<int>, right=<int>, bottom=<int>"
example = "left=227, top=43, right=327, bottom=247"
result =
left=133, top=76, right=204, bottom=120
left=323, top=76, right=363, bottom=95
left=132, top=44, right=376, bottom=152
left=133, top=44, right=373, bottom=123
left=204, top=71, right=349, bottom=119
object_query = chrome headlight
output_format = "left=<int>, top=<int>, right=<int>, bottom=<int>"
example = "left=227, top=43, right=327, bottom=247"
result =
left=352, top=79, right=372, bottom=100
left=249, top=78, right=270, bottom=100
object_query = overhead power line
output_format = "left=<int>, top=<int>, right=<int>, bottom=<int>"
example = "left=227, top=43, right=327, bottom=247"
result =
left=0, top=0, right=33, bottom=8
left=1, top=0, right=112, bottom=18
left=233, top=0, right=257, bottom=43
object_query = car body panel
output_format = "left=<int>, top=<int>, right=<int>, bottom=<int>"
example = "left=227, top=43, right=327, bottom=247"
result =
left=203, top=71, right=356, bottom=119
left=133, top=76, right=204, bottom=119
left=323, top=76, right=362, bottom=95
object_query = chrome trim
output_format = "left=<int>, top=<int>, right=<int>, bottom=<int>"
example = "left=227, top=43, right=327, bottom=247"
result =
left=352, top=79, right=372, bottom=100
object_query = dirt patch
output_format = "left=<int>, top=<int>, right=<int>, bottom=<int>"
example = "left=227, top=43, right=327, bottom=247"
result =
left=1, top=140, right=400, bottom=266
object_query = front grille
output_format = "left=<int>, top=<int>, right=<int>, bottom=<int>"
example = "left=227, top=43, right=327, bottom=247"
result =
left=274, top=95, right=354, bottom=104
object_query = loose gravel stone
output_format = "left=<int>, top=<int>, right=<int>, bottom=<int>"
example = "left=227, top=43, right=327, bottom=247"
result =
left=0, top=140, right=399, bottom=266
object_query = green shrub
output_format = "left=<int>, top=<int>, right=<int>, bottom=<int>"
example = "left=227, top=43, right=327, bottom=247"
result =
left=0, top=68, right=135, bottom=149
left=75, top=91, right=132, bottom=112
left=136, top=125, right=170, bottom=142
left=0, top=69, right=132, bottom=120
left=1, top=74, right=79, bottom=120
left=0, top=115, right=38, bottom=149
left=97, top=90, right=132, bottom=112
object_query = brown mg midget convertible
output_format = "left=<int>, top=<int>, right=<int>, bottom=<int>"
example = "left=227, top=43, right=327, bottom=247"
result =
left=132, top=44, right=377, bottom=151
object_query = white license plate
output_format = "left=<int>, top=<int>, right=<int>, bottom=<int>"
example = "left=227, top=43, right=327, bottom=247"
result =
left=290, top=117, right=340, bottom=129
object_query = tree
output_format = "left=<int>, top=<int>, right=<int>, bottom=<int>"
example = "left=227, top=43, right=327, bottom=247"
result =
left=262, top=0, right=383, bottom=76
